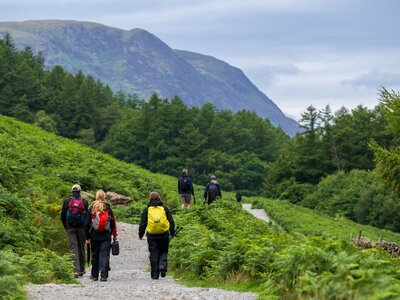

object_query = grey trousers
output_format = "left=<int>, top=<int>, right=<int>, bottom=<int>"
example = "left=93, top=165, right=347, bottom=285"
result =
left=67, top=227, right=86, bottom=273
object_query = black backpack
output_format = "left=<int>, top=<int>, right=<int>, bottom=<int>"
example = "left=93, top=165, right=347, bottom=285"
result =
left=180, top=177, right=190, bottom=192
left=208, top=183, right=218, bottom=200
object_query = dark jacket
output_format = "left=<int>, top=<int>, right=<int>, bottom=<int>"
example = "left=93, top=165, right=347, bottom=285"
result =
left=178, top=173, right=194, bottom=195
left=139, top=199, right=175, bottom=239
left=203, top=180, right=222, bottom=199
left=61, top=194, right=89, bottom=230
left=85, top=203, right=117, bottom=241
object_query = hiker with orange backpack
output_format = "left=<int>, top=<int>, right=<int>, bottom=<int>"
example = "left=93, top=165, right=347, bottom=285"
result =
left=139, top=192, right=175, bottom=279
left=85, top=189, right=118, bottom=282
left=61, top=184, right=89, bottom=278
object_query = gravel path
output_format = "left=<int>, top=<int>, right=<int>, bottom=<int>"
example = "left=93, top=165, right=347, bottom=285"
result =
left=242, top=203, right=270, bottom=222
left=26, top=222, right=257, bottom=300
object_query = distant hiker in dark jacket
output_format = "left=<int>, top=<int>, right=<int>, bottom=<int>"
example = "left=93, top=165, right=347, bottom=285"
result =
left=236, top=192, right=242, bottom=202
left=61, top=184, right=89, bottom=278
left=203, top=175, right=222, bottom=205
left=85, top=190, right=118, bottom=282
left=178, top=168, right=195, bottom=209
left=139, top=192, right=175, bottom=280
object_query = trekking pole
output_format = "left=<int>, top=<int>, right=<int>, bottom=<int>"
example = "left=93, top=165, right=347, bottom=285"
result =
left=170, top=226, right=183, bottom=240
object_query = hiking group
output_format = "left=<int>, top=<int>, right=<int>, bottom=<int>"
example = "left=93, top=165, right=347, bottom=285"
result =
left=61, top=185, right=117, bottom=281
left=61, top=171, right=223, bottom=281
left=178, top=168, right=222, bottom=208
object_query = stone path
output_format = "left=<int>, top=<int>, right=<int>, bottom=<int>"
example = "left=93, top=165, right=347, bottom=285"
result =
left=242, top=203, right=270, bottom=222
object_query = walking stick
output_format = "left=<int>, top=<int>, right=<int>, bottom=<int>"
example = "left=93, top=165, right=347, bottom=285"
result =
left=170, top=226, right=183, bottom=240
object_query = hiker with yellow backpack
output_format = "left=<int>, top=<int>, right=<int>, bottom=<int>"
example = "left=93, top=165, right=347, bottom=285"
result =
left=139, top=191, right=175, bottom=280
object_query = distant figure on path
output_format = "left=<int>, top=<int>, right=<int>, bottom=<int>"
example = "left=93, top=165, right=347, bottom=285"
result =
left=236, top=192, right=242, bottom=202
left=178, top=168, right=195, bottom=208
left=85, top=189, right=118, bottom=282
left=139, top=192, right=175, bottom=279
left=61, top=184, right=89, bottom=278
left=203, top=175, right=222, bottom=205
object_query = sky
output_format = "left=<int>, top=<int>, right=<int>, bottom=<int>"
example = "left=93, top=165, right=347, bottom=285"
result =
left=1, top=0, right=400, bottom=120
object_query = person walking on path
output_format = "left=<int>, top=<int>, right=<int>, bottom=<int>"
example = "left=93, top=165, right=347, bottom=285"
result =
left=139, top=192, right=175, bottom=280
left=203, top=175, right=222, bottom=205
left=178, top=168, right=195, bottom=208
left=236, top=192, right=242, bottom=202
left=85, top=189, right=118, bottom=282
left=61, top=184, right=89, bottom=278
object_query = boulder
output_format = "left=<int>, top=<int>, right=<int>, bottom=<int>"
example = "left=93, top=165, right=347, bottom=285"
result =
left=106, top=191, right=133, bottom=205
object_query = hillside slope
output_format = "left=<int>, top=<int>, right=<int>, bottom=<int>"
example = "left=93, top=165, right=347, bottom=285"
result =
left=2, top=114, right=400, bottom=299
left=0, top=20, right=299, bottom=136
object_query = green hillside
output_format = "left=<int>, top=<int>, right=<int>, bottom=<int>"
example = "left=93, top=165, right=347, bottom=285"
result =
left=2, top=114, right=400, bottom=299
left=0, top=114, right=182, bottom=298
left=249, top=197, right=400, bottom=243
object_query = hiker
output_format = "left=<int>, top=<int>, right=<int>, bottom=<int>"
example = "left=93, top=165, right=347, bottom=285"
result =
left=236, top=191, right=242, bottom=202
left=139, top=192, right=175, bottom=280
left=203, top=175, right=222, bottom=205
left=85, top=189, right=118, bottom=282
left=178, top=168, right=195, bottom=208
left=61, top=184, right=89, bottom=278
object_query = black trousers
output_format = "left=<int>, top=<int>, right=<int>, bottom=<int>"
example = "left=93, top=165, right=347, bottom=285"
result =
left=207, top=195, right=217, bottom=205
left=147, top=237, right=169, bottom=279
left=91, top=238, right=111, bottom=279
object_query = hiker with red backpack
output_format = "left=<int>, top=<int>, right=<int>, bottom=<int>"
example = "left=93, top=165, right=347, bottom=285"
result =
left=203, top=175, right=222, bottom=205
left=61, top=184, right=89, bottom=278
left=178, top=168, right=195, bottom=208
left=85, top=189, right=118, bottom=282
left=139, top=192, right=175, bottom=280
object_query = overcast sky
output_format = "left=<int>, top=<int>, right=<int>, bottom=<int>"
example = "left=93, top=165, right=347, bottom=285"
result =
left=1, top=0, right=399, bottom=119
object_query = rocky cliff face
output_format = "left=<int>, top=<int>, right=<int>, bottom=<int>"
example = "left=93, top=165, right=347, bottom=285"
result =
left=0, top=20, right=299, bottom=135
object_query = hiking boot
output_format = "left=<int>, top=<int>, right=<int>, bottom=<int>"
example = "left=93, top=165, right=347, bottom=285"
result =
left=79, top=271, right=86, bottom=276
left=160, top=268, right=166, bottom=278
left=90, top=276, right=98, bottom=281
left=100, top=277, right=107, bottom=282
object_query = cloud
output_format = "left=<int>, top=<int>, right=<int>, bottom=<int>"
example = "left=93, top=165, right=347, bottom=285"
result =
left=342, top=69, right=400, bottom=89
left=245, top=63, right=301, bottom=87
left=97, top=0, right=338, bottom=29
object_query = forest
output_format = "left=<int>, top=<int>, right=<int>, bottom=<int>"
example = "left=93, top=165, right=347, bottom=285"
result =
left=2, top=33, right=400, bottom=298
left=1, top=34, right=400, bottom=231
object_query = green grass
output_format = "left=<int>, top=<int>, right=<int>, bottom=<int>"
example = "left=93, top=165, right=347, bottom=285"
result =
left=248, top=197, right=400, bottom=243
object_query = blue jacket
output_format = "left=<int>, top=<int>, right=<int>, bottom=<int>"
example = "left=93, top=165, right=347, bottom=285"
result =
left=203, top=180, right=222, bottom=199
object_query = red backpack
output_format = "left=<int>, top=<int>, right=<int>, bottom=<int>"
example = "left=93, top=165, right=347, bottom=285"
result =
left=66, top=197, right=86, bottom=226
left=91, top=209, right=111, bottom=232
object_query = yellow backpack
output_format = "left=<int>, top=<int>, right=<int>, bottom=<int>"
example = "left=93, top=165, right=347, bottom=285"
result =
left=147, top=206, right=170, bottom=234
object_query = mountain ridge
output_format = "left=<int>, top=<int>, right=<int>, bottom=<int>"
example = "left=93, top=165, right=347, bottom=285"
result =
left=0, top=20, right=299, bottom=135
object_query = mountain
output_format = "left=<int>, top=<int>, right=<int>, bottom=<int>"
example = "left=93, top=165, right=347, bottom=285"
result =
left=0, top=20, right=299, bottom=136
